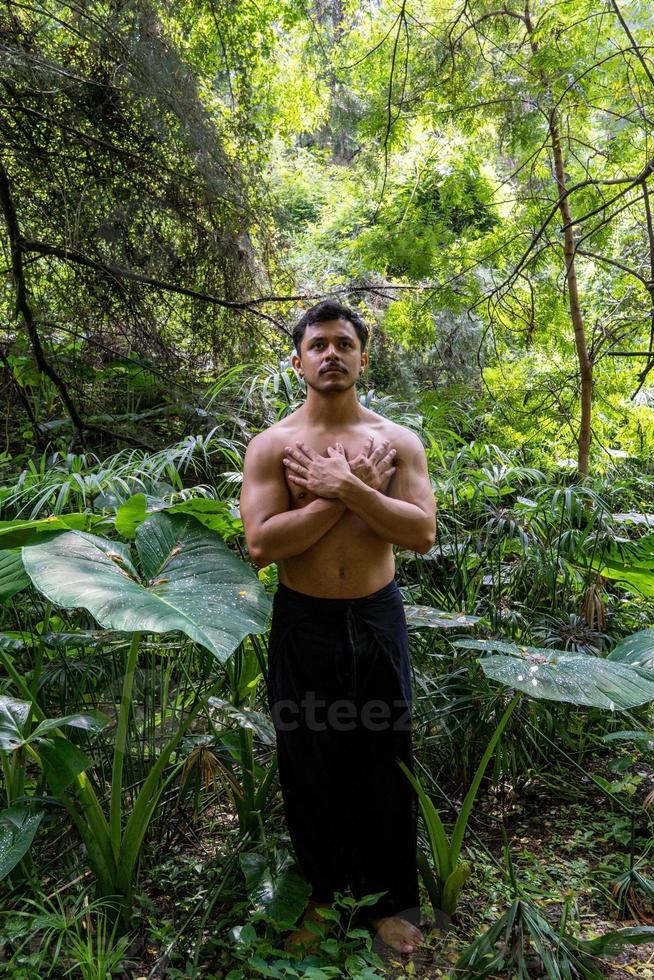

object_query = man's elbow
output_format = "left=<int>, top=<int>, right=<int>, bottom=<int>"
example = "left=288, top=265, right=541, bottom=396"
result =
left=414, top=521, right=436, bottom=554
left=245, top=537, right=269, bottom=567
left=248, top=546, right=265, bottom=567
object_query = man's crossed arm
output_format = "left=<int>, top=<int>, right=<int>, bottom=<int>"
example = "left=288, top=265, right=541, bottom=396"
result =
left=241, top=433, right=435, bottom=567
left=284, top=436, right=435, bottom=554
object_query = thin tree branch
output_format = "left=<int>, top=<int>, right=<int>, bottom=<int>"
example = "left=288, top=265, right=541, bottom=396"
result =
left=0, top=161, right=86, bottom=446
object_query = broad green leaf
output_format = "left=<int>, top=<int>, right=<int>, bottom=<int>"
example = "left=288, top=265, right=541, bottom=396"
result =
left=315, top=907, right=341, bottom=922
left=168, top=498, right=243, bottom=540
left=0, top=697, right=109, bottom=752
left=32, top=710, right=111, bottom=740
left=608, top=629, right=654, bottom=670
left=208, top=698, right=276, bottom=745
left=38, top=737, right=93, bottom=794
left=404, top=605, right=480, bottom=629
left=245, top=959, right=284, bottom=979
left=0, top=632, right=27, bottom=652
left=0, top=551, right=30, bottom=601
left=454, top=639, right=550, bottom=657
left=22, top=513, right=270, bottom=662
left=0, top=696, right=31, bottom=750
left=0, top=514, right=106, bottom=549
left=115, top=493, right=147, bottom=539
left=0, top=805, right=43, bottom=880
left=240, top=849, right=310, bottom=929
left=116, top=493, right=242, bottom=542
left=612, top=533, right=654, bottom=565
left=454, top=639, right=654, bottom=709
left=599, top=562, right=654, bottom=598
left=596, top=536, right=654, bottom=597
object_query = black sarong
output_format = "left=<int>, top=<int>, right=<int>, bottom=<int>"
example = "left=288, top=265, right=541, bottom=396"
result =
left=267, top=579, right=419, bottom=920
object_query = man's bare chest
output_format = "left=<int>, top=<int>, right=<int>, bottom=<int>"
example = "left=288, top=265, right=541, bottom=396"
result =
left=279, top=426, right=391, bottom=507
left=292, top=432, right=367, bottom=458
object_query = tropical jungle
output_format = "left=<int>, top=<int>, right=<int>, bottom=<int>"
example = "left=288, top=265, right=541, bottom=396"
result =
left=2, top=1, right=654, bottom=977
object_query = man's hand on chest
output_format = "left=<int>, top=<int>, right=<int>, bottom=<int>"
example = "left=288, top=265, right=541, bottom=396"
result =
left=282, top=434, right=397, bottom=499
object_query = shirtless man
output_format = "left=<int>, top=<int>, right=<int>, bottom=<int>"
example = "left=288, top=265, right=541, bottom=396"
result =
left=240, top=301, right=436, bottom=954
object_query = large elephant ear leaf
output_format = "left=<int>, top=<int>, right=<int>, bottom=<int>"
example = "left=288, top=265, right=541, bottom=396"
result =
left=22, top=533, right=140, bottom=626
left=454, top=639, right=654, bottom=709
left=134, top=513, right=270, bottom=657
left=22, top=514, right=270, bottom=662
left=607, top=629, right=654, bottom=671
left=404, top=605, right=480, bottom=629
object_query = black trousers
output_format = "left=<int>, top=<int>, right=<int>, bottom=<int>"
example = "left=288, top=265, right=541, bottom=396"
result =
left=266, top=579, right=419, bottom=920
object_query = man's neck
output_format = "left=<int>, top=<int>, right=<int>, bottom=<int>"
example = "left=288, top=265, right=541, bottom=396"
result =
left=302, top=388, right=363, bottom=428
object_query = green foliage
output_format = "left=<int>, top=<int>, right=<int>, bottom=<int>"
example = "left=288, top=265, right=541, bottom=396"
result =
left=22, top=514, right=269, bottom=661
left=0, top=512, right=270, bottom=920
left=0, top=806, right=44, bottom=882
left=457, top=897, right=654, bottom=978
left=0, top=893, right=134, bottom=978
left=402, top=694, right=519, bottom=917
left=3, top=1, right=654, bottom=975
left=455, top=637, right=654, bottom=710
left=240, top=849, right=311, bottom=930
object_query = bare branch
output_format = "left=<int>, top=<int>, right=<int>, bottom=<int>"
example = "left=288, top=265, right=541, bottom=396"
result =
left=0, top=161, right=86, bottom=446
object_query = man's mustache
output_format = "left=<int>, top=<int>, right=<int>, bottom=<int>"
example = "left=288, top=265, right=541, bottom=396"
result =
left=320, top=363, right=347, bottom=374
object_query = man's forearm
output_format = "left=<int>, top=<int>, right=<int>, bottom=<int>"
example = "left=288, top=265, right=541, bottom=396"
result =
left=247, top=498, right=346, bottom=566
left=337, top=473, right=434, bottom=553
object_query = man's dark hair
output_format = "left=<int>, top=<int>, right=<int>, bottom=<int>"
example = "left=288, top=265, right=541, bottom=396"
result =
left=292, top=301, right=369, bottom=353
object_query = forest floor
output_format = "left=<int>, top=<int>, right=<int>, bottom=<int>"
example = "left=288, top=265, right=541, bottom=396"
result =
left=126, top=752, right=654, bottom=979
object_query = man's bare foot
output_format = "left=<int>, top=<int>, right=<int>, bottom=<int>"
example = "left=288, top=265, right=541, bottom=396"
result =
left=284, top=902, right=333, bottom=953
left=370, top=915, right=423, bottom=954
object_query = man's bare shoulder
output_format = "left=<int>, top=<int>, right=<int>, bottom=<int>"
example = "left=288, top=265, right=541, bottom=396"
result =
left=363, top=411, right=426, bottom=457
left=245, top=412, right=304, bottom=458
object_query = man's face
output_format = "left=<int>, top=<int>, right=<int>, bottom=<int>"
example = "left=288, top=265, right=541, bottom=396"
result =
left=292, top=318, right=368, bottom=392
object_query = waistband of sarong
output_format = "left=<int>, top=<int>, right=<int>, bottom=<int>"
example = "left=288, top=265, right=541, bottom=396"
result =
left=273, top=578, right=399, bottom=613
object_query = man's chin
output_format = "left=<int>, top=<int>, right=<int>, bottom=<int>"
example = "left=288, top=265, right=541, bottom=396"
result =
left=307, top=376, right=356, bottom=392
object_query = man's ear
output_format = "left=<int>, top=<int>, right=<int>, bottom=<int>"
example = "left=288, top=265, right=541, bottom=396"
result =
left=359, top=351, right=369, bottom=374
left=291, top=352, right=303, bottom=377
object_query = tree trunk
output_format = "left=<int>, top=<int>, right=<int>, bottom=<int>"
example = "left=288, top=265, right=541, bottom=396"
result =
left=524, top=1, right=592, bottom=475
left=633, top=178, right=654, bottom=397
left=549, top=114, right=593, bottom=476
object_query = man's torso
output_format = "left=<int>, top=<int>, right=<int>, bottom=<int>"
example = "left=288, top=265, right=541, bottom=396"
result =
left=264, top=408, right=401, bottom=597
